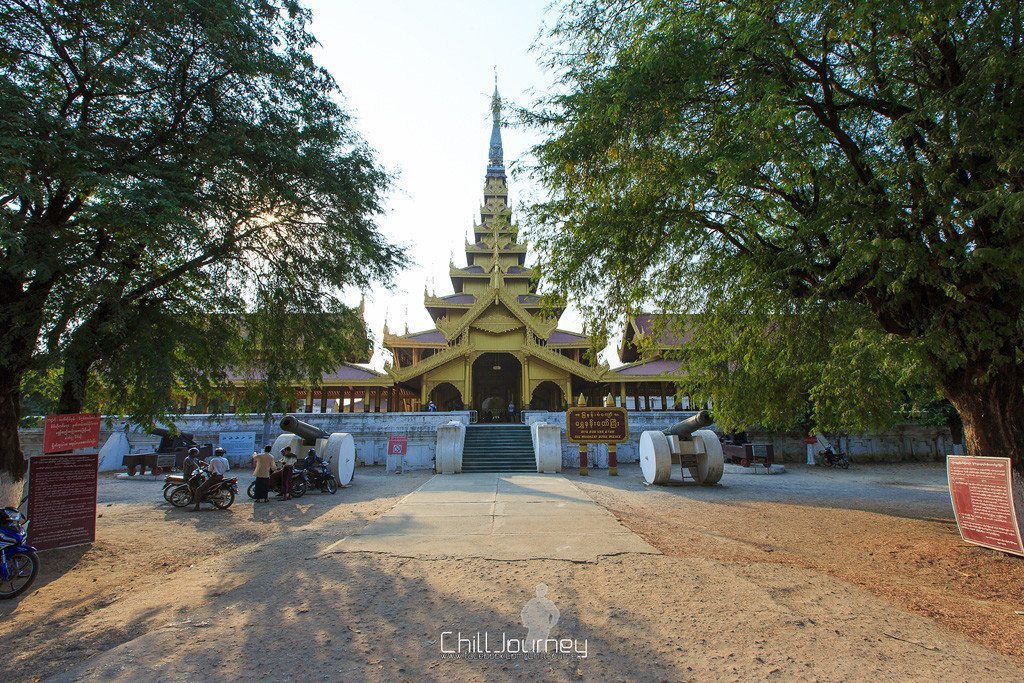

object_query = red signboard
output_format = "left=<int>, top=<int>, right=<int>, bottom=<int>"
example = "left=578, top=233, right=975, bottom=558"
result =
left=28, top=453, right=99, bottom=551
left=566, top=407, right=629, bottom=444
left=43, top=413, right=101, bottom=453
left=387, top=436, right=408, bottom=456
left=947, top=456, right=1024, bottom=557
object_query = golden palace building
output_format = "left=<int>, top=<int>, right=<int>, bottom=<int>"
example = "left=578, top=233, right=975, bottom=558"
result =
left=208, top=83, right=686, bottom=417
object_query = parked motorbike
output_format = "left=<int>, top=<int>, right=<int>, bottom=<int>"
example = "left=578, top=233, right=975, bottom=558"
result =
left=0, top=507, right=38, bottom=599
left=246, top=467, right=307, bottom=499
left=301, top=457, right=338, bottom=494
left=169, top=469, right=238, bottom=509
left=819, top=444, right=851, bottom=469
left=162, top=457, right=204, bottom=502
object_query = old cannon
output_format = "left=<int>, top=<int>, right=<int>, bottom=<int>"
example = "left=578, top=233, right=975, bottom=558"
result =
left=151, top=427, right=197, bottom=453
left=272, top=416, right=355, bottom=486
left=638, top=410, right=724, bottom=486
left=126, top=425, right=205, bottom=475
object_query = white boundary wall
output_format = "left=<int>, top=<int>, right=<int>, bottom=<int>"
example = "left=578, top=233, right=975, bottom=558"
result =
left=19, top=412, right=474, bottom=472
left=522, top=411, right=955, bottom=468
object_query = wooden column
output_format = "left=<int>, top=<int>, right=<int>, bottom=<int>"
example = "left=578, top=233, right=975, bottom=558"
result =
left=348, top=386, right=356, bottom=413
left=660, top=382, right=668, bottom=411
left=619, top=382, right=626, bottom=408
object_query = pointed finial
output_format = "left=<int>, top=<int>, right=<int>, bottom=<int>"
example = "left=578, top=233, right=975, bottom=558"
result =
left=358, top=294, right=365, bottom=315
left=487, top=71, right=505, bottom=177
left=383, top=318, right=390, bottom=336
left=577, top=393, right=587, bottom=407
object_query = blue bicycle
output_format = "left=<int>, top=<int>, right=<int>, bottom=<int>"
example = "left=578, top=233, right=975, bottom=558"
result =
left=0, top=507, right=38, bottom=599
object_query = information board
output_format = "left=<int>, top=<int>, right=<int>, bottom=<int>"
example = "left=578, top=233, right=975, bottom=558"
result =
left=566, top=407, right=628, bottom=444
left=947, top=455, right=1024, bottom=557
left=43, top=413, right=101, bottom=453
left=28, top=453, right=99, bottom=551
left=219, top=431, right=256, bottom=465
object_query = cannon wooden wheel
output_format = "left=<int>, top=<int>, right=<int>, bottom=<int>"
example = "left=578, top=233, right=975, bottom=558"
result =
left=639, top=431, right=672, bottom=485
left=324, top=432, right=355, bottom=486
left=689, top=429, right=724, bottom=485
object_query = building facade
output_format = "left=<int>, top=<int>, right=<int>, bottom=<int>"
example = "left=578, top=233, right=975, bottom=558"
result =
left=209, top=82, right=687, bottom=417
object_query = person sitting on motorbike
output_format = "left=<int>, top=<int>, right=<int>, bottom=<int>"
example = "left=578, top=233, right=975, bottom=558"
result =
left=183, top=447, right=202, bottom=478
left=194, top=447, right=230, bottom=511
left=303, top=448, right=323, bottom=471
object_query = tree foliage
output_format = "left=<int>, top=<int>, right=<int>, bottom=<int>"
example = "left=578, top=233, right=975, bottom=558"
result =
left=528, top=0, right=1024, bottom=463
left=0, top=0, right=404, bottom=480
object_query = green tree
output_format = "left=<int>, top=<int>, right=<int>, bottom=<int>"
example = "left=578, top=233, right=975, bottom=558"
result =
left=528, top=0, right=1024, bottom=468
left=0, top=1, right=404, bottom=495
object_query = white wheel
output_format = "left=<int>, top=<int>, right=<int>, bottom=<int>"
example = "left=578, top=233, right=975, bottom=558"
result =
left=689, top=429, right=724, bottom=485
left=639, top=431, right=672, bottom=485
left=325, top=433, right=355, bottom=486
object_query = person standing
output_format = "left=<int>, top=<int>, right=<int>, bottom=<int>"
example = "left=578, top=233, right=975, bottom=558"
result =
left=195, top=447, right=229, bottom=511
left=427, top=400, right=437, bottom=412
left=278, top=446, right=297, bottom=500
left=252, top=445, right=274, bottom=503
left=507, top=400, right=516, bottom=423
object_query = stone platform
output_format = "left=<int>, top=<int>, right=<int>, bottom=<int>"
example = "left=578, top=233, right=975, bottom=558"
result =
left=323, top=473, right=659, bottom=562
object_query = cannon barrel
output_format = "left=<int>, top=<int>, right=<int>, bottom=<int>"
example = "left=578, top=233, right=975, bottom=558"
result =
left=280, top=415, right=329, bottom=444
left=150, top=427, right=195, bottom=442
left=663, top=410, right=713, bottom=439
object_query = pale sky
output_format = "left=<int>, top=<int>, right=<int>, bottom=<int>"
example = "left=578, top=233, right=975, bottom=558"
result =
left=304, top=0, right=611, bottom=369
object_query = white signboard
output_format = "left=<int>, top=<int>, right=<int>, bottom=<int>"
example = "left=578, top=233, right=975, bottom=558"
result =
left=219, top=431, right=256, bottom=465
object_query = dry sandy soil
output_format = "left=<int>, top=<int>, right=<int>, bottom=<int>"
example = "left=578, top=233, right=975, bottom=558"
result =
left=0, top=463, right=1021, bottom=682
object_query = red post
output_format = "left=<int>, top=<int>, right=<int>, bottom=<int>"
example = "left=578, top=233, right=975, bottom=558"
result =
left=608, top=443, right=617, bottom=476
left=579, top=443, right=588, bottom=476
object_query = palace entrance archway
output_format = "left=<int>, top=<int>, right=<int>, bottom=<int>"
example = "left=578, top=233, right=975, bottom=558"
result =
left=472, top=352, right=522, bottom=422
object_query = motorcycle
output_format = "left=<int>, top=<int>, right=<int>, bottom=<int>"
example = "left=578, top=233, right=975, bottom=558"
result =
left=246, top=467, right=307, bottom=499
left=301, top=457, right=338, bottom=494
left=0, top=507, right=38, bottom=599
left=162, top=458, right=204, bottom=502
left=169, top=469, right=238, bottom=509
left=819, top=444, right=851, bottom=469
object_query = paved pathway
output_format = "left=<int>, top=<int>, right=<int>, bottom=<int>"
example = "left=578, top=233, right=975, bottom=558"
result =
left=324, top=473, right=659, bottom=562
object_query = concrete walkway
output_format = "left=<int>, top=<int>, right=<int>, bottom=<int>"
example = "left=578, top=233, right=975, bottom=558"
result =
left=324, top=473, right=660, bottom=562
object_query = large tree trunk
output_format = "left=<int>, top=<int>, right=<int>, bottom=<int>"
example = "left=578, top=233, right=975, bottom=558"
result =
left=0, top=367, right=29, bottom=508
left=0, top=278, right=51, bottom=508
left=943, top=360, right=1024, bottom=475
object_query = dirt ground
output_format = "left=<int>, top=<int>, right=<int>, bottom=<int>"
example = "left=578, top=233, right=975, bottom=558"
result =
left=0, top=463, right=1021, bottom=682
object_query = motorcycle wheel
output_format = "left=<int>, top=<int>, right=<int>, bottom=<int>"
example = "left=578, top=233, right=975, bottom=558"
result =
left=163, top=485, right=175, bottom=503
left=0, top=550, right=39, bottom=599
left=323, top=477, right=338, bottom=494
left=291, top=478, right=307, bottom=498
left=246, top=481, right=257, bottom=499
left=212, top=488, right=235, bottom=510
left=170, top=485, right=194, bottom=508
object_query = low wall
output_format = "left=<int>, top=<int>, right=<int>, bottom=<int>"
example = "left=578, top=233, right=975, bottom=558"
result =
left=522, top=411, right=955, bottom=468
left=19, top=412, right=474, bottom=472
left=745, top=425, right=956, bottom=464
left=19, top=411, right=955, bottom=472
